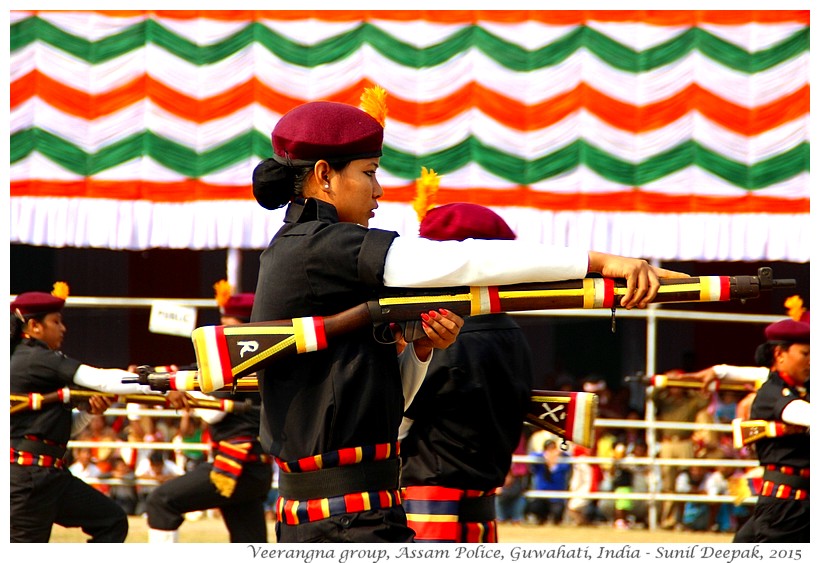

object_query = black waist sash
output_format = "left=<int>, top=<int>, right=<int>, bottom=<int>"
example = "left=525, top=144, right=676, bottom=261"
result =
left=278, top=457, right=400, bottom=500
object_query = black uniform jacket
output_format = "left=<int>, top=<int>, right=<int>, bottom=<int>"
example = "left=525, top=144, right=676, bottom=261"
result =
left=400, top=314, right=533, bottom=490
left=11, top=339, right=82, bottom=445
left=250, top=198, right=402, bottom=462
left=750, top=370, right=809, bottom=469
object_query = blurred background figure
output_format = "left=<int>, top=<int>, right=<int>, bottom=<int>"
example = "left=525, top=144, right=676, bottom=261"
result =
left=653, top=369, right=711, bottom=530
left=524, top=436, right=571, bottom=525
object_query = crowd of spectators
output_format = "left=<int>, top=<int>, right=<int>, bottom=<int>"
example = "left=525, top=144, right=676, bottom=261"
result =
left=494, top=372, right=758, bottom=534
left=65, top=370, right=756, bottom=534
left=64, top=406, right=280, bottom=520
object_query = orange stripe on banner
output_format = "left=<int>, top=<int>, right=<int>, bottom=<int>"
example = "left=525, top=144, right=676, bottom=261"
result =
left=29, top=10, right=810, bottom=25
left=9, top=180, right=810, bottom=214
left=382, top=187, right=811, bottom=214
left=12, top=72, right=808, bottom=137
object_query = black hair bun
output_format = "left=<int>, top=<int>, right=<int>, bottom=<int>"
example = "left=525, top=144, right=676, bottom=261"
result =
left=252, top=158, right=291, bottom=210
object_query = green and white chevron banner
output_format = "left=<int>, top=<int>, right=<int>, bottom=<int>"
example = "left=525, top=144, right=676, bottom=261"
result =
left=9, top=10, right=810, bottom=260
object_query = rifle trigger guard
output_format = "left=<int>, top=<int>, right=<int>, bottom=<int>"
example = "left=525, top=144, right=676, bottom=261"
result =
left=373, top=323, right=398, bottom=345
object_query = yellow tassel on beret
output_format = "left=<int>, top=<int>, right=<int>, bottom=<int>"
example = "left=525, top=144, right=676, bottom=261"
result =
left=51, top=281, right=70, bottom=300
left=360, top=85, right=388, bottom=127
left=412, top=166, right=441, bottom=223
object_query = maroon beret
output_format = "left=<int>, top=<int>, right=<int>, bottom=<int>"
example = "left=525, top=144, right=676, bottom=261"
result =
left=11, top=292, right=65, bottom=316
left=272, top=101, right=383, bottom=165
left=419, top=203, right=517, bottom=242
left=765, top=319, right=810, bottom=344
left=221, top=293, right=254, bottom=320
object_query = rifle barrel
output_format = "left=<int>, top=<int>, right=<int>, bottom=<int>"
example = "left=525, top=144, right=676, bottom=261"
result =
left=176, top=268, right=794, bottom=392
left=9, top=387, right=248, bottom=413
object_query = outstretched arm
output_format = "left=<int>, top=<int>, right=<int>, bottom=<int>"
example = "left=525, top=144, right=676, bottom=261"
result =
left=383, top=238, right=688, bottom=309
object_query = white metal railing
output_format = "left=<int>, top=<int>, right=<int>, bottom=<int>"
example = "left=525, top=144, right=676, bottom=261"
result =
left=39, top=297, right=775, bottom=532
left=67, top=415, right=760, bottom=527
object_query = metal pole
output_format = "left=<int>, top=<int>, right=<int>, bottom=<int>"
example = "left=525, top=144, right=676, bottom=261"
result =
left=644, top=258, right=660, bottom=531
left=227, top=248, right=242, bottom=292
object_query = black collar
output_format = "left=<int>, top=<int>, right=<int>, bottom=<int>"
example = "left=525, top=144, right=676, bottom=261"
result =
left=284, top=197, right=339, bottom=225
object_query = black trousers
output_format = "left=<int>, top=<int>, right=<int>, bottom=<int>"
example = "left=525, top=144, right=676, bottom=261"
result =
left=10, top=464, right=128, bottom=543
left=275, top=505, right=415, bottom=543
left=733, top=497, right=810, bottom=543
left=145, top=459, right=272, bottom=543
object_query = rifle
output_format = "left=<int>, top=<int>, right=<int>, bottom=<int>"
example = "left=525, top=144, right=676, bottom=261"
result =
left=526, top=390, right=598, bottom=448
left=123, top=268, right=793, bottom=393
left=731, top=418, right=808, bottom=449
left=123, top=371, right=600, bottom=447
left=626, top=374, right=763, bottom=393
left=9, top=387, right=257, bottom=415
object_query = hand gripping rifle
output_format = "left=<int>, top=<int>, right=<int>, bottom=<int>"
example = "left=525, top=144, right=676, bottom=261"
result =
left=125, top=267, right=792, bottom=394
left=10, top=386, right=258, bottom=415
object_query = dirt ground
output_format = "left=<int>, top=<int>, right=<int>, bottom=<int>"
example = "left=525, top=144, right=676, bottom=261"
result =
left=48, top=514, right=732, bottom=543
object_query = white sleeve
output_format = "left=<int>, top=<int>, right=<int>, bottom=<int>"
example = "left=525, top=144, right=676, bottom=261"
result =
left=396, top=342, right=432, bottom=442
left=185, top=390, right=228, bottom=425
left=383, top=237, right=589, bottom=287
left=70, top=411, right=94, bottom=437
left=73, top=364, right=164, bottom=395
left=398, top=342, right=432, bottom=411
left=196, top=409, right=227, bottom=425
left=397, top=417, right=414, bottom=441
left=781, top=399, right=811, bottom=427
left=713, top=365, right=769, bottom=383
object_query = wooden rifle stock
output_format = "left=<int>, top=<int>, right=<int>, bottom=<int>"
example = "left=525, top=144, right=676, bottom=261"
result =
left=731, top=418, right=808, bottom=449
left=180, top=267, right=792, bottom=392
left=526, top=390, right=598, bottom=447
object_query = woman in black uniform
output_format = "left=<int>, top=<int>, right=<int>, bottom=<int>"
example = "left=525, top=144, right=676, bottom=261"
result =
left=250, top=88, right=686, bottom=542
left=10, top=287, right=177, bottom=542
left=399, top=203, right=534, bottom=543
left=733, top=319, right=810, bottom=543
left=145, top=291, right=274, bottom=543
